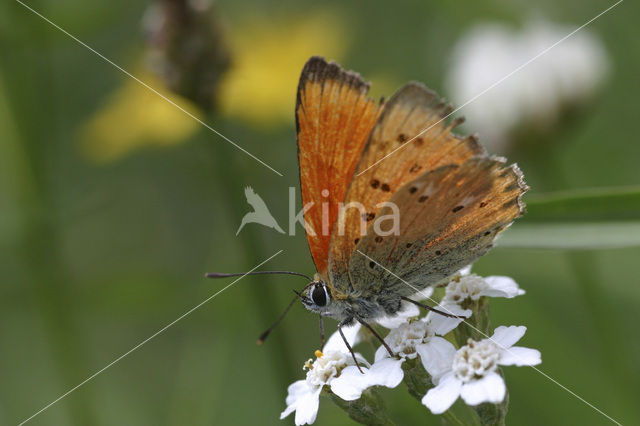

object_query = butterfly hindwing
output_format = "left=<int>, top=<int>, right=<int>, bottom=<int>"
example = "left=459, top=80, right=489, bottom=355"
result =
left=348, top=157, right=528, bottom=297
left=297, top=57, right=382, bottom=277
left=328, top=82, right=483, bottom=291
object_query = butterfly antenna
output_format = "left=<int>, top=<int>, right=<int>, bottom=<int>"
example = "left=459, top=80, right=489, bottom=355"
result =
left=205, top=270, right=314, bottom=281
left=257, top=283, right=317, bottom=345
left=206, top=270, right=316, bottom=345
left=257, top=293, right=298, bottom=345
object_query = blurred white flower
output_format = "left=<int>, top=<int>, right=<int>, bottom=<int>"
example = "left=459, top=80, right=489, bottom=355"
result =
left=441, top=273, right=525, bottom=308
left=446, top=19, right=610, bottom=152
left=422, top=326, right=541, bottom=414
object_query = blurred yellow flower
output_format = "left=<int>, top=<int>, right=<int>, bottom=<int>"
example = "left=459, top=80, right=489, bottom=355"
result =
left=80, top=11, right=355, bottom=162
left=218, top=12, right=348, bottom=127
left=80, top=71, right=201, bottom=163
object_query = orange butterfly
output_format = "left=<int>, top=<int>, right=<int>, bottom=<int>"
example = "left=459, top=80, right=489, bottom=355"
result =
left=210, top=56, right=527, bottom=366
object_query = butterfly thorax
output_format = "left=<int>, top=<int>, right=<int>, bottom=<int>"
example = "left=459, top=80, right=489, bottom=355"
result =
left=301, top=275, right=401, bottom=323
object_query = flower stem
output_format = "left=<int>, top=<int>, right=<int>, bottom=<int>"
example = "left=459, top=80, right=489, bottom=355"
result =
left=401, top=357, right=431, bottom=401
left=454, top=296, right=491, bottom=346
left=0, top=38, right=97, bottom=424
left=442, top=408, right=470, bottom=426
left=472, top=370, right=510, bottom=426
left=203, top=123, right=297, bottom=385
left=401, top=358, right=475, bottom=426
left=326, top=388, right=396, bottom=426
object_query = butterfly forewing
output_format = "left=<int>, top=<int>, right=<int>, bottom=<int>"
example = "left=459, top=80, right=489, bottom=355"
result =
left=328, top=82, right=484, bottom=290
left=297, top=57, right=382, bottom=276
left=348, top=157, right=527, bottom=296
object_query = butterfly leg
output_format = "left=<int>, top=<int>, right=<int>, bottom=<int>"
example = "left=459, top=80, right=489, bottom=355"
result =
left=401, top=296, right=466, bottom=318
left=319, top=315, right=326, bottom=349
left=356, top=318, right=394, bottom=357
left=337, top=318, right=364, bottom=374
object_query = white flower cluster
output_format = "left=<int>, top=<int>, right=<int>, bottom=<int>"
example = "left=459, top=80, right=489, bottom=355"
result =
left=281, top=269, right=541, bottom=425
left=446, top=19, right=610, bottom=152
left=423, top=325, right=541, bottom=413
left=280, top=323, right=402, bottom=425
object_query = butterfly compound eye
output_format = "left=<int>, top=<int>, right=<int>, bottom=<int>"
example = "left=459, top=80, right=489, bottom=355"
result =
left=310, top=282, right=330, bottom=307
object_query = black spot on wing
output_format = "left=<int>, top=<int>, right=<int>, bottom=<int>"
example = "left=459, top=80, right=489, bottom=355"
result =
left=362, top=212, right=376, bottom=221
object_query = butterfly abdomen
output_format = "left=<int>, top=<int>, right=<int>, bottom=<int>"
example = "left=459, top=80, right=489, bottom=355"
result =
left=342, top=293, right=398, bottom=320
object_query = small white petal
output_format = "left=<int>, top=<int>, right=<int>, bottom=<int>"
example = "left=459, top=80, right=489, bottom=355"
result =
left=482, top=276, right=525, bottom=298
left=324, top=323, right=361, bottom=352
left=377, top=303, right=420, bottom=329
left=281, top=381, right=315, bottom=421
left=284, top=380, right=310, bottom=406
left=366, top=357, right=405, bottom=388
left=459, top=265, right=473, bottom=276
left=330, top=367, right=367, bottom=401
left=426, top=304, right=470, bottom=335
left=280, top=403, right=296, bottom=420
left=490, top=325, right=527, bottom=349
left=374, top=344, right=389, bottom=362
left=499, top=346, right=541, bottom=366
left=410, top=286, right=434, bottom=301
left=416, top=337, right=456, bottom=380
left=460, top=372, right=506, bottom=406
left=294, top=386, right=322, bottom=425
left=422, top=371, right=462, bottom=414
left=331, top=358, right=404, bottom=401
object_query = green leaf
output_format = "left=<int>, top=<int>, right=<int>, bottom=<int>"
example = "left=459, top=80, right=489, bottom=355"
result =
left=497, top=222, right=640, bottom=249
left=497, top=186, right=640, bottom=249
left=520, top=185, right=640, bottom=223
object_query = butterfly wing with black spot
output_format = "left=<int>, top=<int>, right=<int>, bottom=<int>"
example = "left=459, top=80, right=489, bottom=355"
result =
left=328, top=82, right=483, bottom=292
left=348, top=156, right=527, bottom=297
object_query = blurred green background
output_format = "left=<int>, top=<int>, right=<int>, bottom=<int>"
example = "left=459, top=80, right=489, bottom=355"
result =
left=1, top=0, right=639, bottom=425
